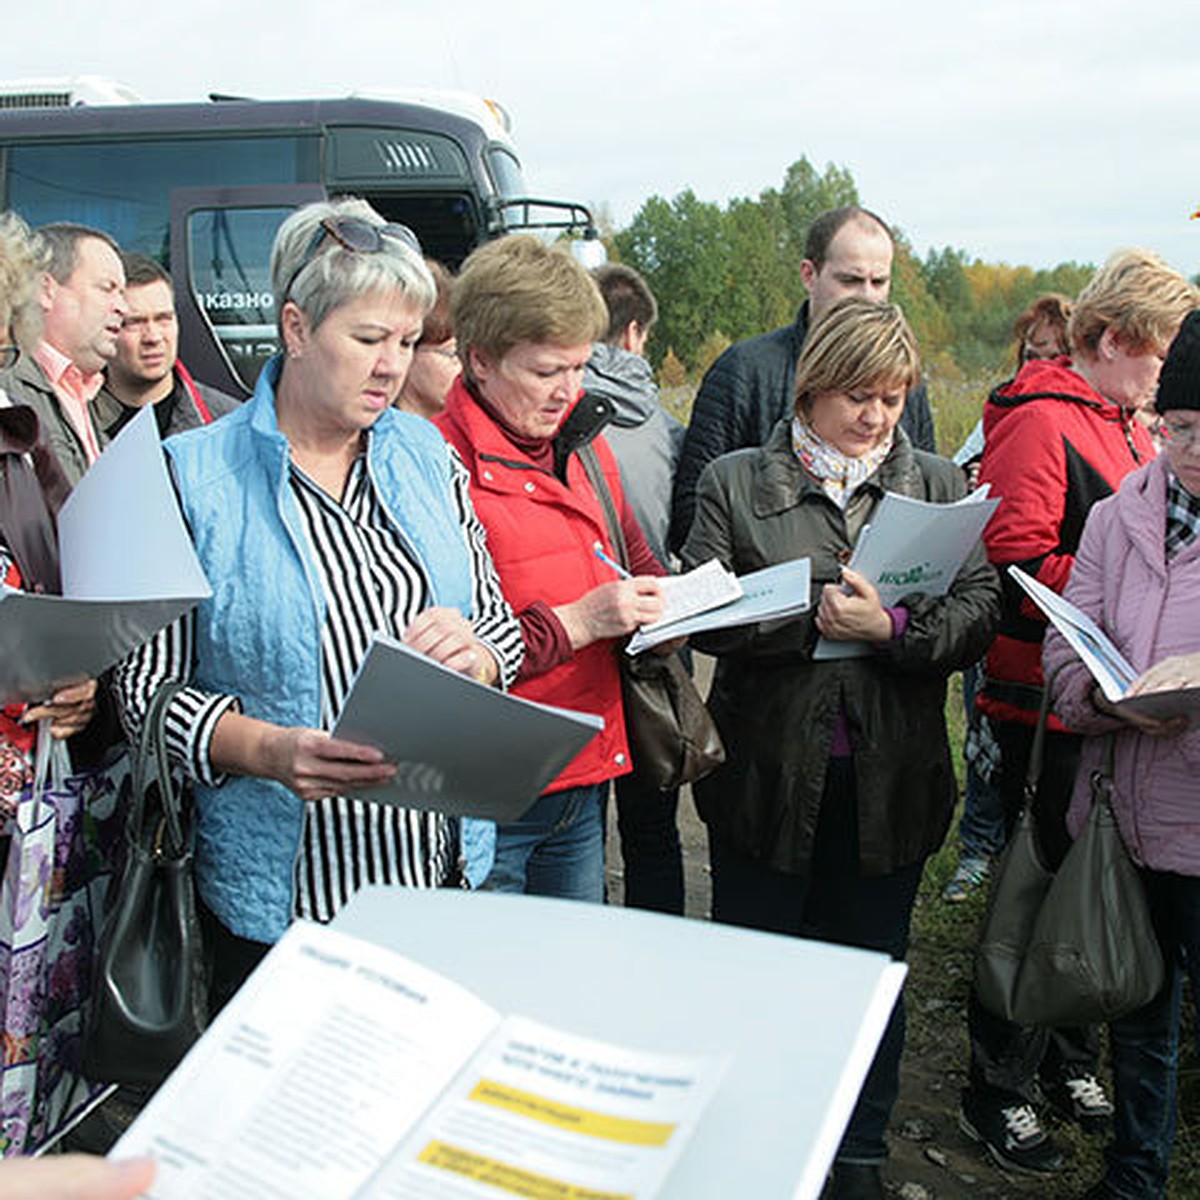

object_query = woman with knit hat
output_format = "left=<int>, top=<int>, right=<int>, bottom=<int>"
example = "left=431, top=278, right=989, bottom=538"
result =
left=1044, top=308, right=1200, bottom=1199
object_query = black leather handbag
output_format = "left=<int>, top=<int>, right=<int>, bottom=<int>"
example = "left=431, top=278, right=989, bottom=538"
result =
left=84, top=683, right=208, bottom=1087
left=578, top=444, right=725, bottom=790
left=975, top=677, right=1164, bottom=1026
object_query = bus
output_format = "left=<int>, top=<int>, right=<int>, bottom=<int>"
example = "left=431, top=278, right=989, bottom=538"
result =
left=0, top=81, right=600, bottom=396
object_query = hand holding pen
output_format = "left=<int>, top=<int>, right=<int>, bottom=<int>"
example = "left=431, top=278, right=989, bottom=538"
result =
left=551, top=545, right=665, bottom=650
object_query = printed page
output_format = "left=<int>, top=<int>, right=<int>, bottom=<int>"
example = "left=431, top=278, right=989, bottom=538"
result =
left=627, top=559, right=811, bottom=654
left=111, top=923, right=500, bottom=1200
left=1008, top=565, right=1200, bottom=718
left=640, top=559, right=742, bottom=633
left=1007, top=566, right=1136, bottom=701
left=364, top=1015, right=727, bottom=1200
left=814, top=488, right=998, bottom=660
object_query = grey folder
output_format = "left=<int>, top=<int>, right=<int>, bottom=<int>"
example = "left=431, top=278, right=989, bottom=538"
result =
left=332, top=634, right=604, bottom=822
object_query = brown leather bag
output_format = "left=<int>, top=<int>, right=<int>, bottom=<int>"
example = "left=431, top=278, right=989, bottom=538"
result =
left=578, top=444, right=725, bottom=790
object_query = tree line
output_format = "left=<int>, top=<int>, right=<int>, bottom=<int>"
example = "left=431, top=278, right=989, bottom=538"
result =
left=607, top=157, right=1098, bottom=388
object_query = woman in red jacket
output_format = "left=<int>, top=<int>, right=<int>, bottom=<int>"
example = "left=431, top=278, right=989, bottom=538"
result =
left=961, top=249, right=1198, bottom=1176
left=436, top=236, right=666, bottom=902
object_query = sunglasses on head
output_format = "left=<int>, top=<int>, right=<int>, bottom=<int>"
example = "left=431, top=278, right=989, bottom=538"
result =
left=282, top=216, right=423, bottom=303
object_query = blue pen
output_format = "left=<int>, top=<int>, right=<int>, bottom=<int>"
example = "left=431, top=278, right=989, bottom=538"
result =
left=594, top=541, right=633, bottom=579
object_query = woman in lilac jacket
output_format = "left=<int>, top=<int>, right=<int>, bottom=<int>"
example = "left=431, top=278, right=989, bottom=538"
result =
left=1044, top=310, right=1200, bottom=1200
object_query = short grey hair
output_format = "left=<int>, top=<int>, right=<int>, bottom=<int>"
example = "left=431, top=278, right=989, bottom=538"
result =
left=270, top=197, right=435, bottom=333
left=37, top=222, right=121, bottom=285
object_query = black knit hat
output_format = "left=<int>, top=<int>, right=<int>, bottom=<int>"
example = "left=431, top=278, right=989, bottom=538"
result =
left=1156, top=309, right=1200, bottom=413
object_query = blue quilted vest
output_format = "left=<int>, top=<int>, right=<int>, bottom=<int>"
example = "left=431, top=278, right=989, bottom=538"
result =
left=166, top=356, right=494, bottom=942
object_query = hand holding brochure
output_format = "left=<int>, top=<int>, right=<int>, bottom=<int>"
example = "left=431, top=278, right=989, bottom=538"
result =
left=0, top=408, right=210, bottom=703
left=331, top=633, right=603, bottom=821
left=112, top=921, right=726, bottom=1200
left=641, top=558, right=743, bottom=633
left=1008, top=566, right=1200, bottom=719
left=627, top=559, right=811, bottom=654
left=814, top=486, right=999, bottom=660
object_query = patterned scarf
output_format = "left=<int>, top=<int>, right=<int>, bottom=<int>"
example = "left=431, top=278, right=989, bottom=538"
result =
left=1165, top=470, right=1200, bottom=561
left=791, top=417, right=893, bottom=509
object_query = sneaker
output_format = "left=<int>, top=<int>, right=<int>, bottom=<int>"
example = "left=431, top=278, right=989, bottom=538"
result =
left=959, top=1092, right=1064, bottom=1176
left=943, top=854, right=991, bottom=903
left=1042, top=1072, right=1114, bottom=1136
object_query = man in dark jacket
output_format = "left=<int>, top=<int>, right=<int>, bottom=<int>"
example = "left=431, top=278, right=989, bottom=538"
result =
left=583, top=264, right=686, bottom=915
left=669, top=206, right=936, bottom=551
left=1, top=222, right=127, bottom=488
left=94, top=254, right=237, bottom=439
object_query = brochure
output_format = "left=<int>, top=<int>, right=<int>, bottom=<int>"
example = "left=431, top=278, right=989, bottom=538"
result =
left=331, top=634, right=604, bottom=821
left=112, top=920, right=727, bottom=1200
left=814, top=487, right=999, bottom=660
left=1009, top=566, right=1200, bottom=719
left=0, top=407, right=210, bottom=704
left=641, top=558, right=742, bottom=633
left=627, top=559, right=812, bottom=654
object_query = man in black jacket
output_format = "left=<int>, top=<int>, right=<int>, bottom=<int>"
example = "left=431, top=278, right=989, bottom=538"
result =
left=669, top=205, right=937, bottom=551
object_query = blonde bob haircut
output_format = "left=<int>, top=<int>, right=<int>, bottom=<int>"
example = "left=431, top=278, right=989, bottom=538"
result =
left=452, top=235, right=608, bottom=385
left=794, top=297, right=920, bottom=416
left=0, top=211, right=48, bottom=346
left=1068, top=249, right=1198, bottom=360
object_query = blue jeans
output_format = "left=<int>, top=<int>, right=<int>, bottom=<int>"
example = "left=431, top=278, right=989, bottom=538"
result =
left=958, top=663, right=1005, bottom=860
left=1099, top=869, right=1200, bottom=1199
left=709, top=758, right=924, bottom=1165
left=484, top=783, right=606, bottom=902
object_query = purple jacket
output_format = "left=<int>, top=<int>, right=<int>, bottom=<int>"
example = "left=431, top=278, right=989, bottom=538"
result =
left=1044, top=452, right=1200, bottom=875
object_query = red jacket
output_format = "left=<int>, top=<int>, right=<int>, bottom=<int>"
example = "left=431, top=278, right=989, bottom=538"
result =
left=978, top=357, right=1155, bottom=726
left=436, top=379, right=658, bottom=792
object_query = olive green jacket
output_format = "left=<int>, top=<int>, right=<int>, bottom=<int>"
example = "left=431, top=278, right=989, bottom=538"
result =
left=682, top=422, right=1000, bottom=876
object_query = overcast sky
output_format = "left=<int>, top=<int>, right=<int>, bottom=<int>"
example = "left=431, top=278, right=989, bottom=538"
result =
left=7, top=0, right=1199, bottom=275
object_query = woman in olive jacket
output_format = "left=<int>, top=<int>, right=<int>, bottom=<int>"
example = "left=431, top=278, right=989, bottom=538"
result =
left=682, top=298, right=999, bottom=1199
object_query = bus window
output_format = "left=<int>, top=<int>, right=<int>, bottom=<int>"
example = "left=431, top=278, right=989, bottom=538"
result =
left=7, top=135, right=317, bottom=263
left=187, top=205, right=291, bottom=390
left=356, top=193, right=480, bottom=269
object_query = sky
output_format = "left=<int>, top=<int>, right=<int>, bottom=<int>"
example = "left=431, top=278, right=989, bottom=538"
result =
left=5, top=0, right=1199, bottom=276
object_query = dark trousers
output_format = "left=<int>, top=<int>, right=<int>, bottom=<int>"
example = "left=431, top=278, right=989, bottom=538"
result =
left=967, top=720, right=1099, bottom=1102
left=199, top=897, right=271, bottom=1016
left=1100, top=869, right=1200, bottom=1199
left=613, top=770, right=685, bottom=915
left=709, top=758, right=924, bottom=1164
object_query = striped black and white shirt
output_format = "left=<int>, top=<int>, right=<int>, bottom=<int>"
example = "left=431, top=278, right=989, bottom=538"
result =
left=114, top=443, right=522, bottom=924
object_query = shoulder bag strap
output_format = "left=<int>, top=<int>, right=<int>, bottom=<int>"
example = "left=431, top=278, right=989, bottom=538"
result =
left=132, top=682, right=187, bottom=857
left=1023, top=663, right=1065, bottom=809
left=578, top=443, right=630, bottom=571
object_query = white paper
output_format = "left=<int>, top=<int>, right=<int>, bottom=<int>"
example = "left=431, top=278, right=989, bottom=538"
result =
left=640, top=559, right=742, bottom=633
left=57, top=406, right=209, bottom=600
left=627, top=559, right=811, bottom=654
left=331, top=634, right=604, bottom=821
left=814, top=488, right=998, bottom=660
left=0, top=408, right=210, bottom=704
left=1008, top=565, right=1200, bottom=719
left=370, top=1016, right=726, bottom=1199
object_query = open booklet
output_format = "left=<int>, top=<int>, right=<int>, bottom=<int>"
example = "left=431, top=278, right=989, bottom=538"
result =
left=0, top=406, right=210, bottom=704
left=1008, top=566, right=1200, bottom=719
left=640, top=558, right=742, bottom=633
left=331, top=634, right=603, bottom=821
left=813, top=486, right=1000, bottom=660
left=112, top=920, right=727, bottom=1200
left=627, top=559, right=812, bottom=654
